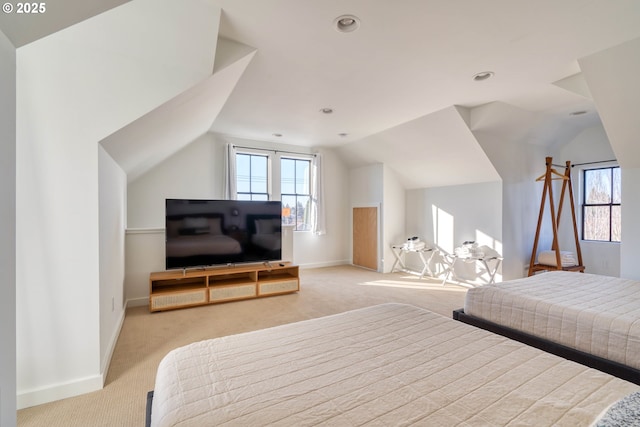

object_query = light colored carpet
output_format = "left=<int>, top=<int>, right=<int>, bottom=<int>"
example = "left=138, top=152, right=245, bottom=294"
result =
left=17, top=265, right=467, bottom=427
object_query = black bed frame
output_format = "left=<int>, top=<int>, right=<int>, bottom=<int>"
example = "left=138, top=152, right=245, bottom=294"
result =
left=453, top=308, right=640, bottom=385
left=146, top=391, right=153, bottom=427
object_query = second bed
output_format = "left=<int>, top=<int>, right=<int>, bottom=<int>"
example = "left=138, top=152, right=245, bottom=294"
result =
left=455, top=271, right=640, bottom=383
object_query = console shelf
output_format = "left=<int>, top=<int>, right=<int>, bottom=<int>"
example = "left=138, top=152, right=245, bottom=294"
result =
left=149, top=263, right=299, bottom=312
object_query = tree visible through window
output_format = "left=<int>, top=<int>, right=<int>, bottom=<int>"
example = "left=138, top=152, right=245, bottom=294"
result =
left=281, top=157, right=311, bottom=231
left=236, top=153, right=269, bottom=200
left=582, top=166, right=621, bottom=242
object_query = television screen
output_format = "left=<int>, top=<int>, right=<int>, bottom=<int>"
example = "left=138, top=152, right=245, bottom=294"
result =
left=165, top=199, right=282, bottom=269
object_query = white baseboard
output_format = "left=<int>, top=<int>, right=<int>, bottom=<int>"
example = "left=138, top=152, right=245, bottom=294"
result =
left=100, top=307, right=126, bottom=385
left=126, top=296, right=149, bottom=308
left=17, top=307, right=127, bottom=410
left=298, top=260, right=350, bottom=269
left=17, top=309, right=126, bottom=410
left=16, top=261, right=365, bottom=410
left=17, top=374, right=103, bottom=410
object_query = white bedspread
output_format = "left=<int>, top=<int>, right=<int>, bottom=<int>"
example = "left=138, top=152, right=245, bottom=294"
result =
left=150, top=303, right=638, bottom=426
left=465, top=271, right=640, bottom=370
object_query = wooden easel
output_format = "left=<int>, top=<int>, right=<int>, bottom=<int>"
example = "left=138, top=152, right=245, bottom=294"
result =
left=528, top=157, right=584, bottom=276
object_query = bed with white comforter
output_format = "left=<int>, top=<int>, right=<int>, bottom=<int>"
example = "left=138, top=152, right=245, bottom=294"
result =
left=461, top=271, right=640, bottom=374
left=149, top=303, right=639, bottom=426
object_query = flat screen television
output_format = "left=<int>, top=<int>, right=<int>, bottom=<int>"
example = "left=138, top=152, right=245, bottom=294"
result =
left=165, top=199, right=282, bottom=269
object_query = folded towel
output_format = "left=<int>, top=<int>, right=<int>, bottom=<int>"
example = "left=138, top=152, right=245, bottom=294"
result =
left=407, top=241, right=426, bottom=250
left=455, top=242, right=484, bottom=259
left=538, top=250, right=577, bottom=267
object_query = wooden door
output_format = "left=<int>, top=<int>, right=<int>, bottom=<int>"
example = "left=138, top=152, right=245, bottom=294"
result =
left=353, top=207, right=378, bottom=270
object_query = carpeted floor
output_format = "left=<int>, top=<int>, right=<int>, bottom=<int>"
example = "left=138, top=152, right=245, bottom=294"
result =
left=17, top=265, right=468, bottom=427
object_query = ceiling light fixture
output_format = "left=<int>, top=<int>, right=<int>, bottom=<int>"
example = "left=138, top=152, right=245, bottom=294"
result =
left=473, top=71, right=494, bottom=82
left=272, top=133, right=283, bottom=137
left=334, top=15, right=360, bottom=33
left=320, top=107, right=334, bottom=114
left=338, top=133, right=348, bottom=137
left=570, top=110, right=588, bottom=116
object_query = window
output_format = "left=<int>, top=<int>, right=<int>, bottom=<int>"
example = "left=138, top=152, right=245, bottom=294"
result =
left=582, top=166, right=621, bottom=242
left=236, top=153, right=269, bottom=200
left=281, top=157, right=311, bottom=231
left=231, top=149, right=319, bottom=233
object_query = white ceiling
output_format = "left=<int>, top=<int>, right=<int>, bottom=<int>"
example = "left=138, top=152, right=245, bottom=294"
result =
left=209, top=0, right=640, bottom=145
left=0, top=0, right=129, bottom=47
left=3, top=0, right=640, bottom=187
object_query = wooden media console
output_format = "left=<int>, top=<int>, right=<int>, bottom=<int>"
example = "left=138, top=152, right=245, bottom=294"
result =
left=149, top=262, right=299, bottom=312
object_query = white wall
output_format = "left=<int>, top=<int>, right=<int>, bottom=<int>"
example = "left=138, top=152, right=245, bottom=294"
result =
left=406, top=181, right=502, bottom=281
left=125, top=230, right=165, bottom=306
left=348, top=163, right=405, bottom=273
left=555, top=125, right=616, bottom=166
left=15, top=0, right=220, bottom=407
left=350, top=163, right=384, bottom=207
left=554, top=124, right=620, bottom=276
left=473, top=127, right=545, bottom=280
left=128, top=133, right=224, bottom=228
left=124, top=133, right=350, bottom=303
left=578, top=38, right=640, bottom=279
left=290, top=147, right=350, bottom=268
left=0, top=29, right=17, bottom=427
left=16, top=42, right=102, bottom=409
left=620, top=167, right=640, bottom=280
left=349, top=164, right=384, bottom=270
left=98, top=146, right=127, bottom=378
left=382, top=165, right=405, bottom=273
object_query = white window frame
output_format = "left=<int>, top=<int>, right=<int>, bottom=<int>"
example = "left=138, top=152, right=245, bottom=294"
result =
left=235, top=149, right=273, bottom=201
left=280, top=156, right=313, bottom=231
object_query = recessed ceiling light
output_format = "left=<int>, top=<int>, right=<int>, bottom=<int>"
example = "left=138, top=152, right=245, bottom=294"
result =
left=570, top=110, right=588, bottom=116
left=272, top=133, right=282, bottom=137
left=338, top=133, right=348, bottom=137
left=320, top=107, right=334, bottom=114
left=334, top=15, right=360, bottom=33
left=473, top=71, right=494, bottom=82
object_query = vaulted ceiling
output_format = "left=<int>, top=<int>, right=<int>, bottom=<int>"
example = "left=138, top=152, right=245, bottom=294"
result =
left=3, top=0, right=640, bottom=187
